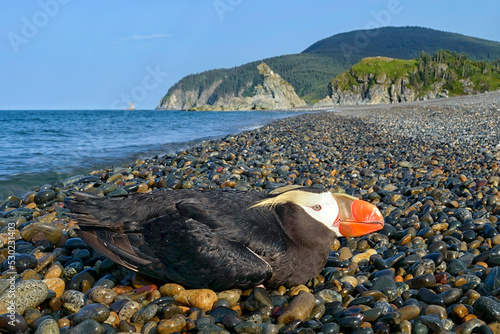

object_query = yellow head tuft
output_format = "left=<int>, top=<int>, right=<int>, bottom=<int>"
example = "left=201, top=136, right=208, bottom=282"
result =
left=251, top=189, right=323, bottom=209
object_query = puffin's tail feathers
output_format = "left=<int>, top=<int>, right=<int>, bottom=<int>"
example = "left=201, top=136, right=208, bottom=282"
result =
left=64, top=192, right=104, bottom=224
left=64, top=192, right=146, bottom=232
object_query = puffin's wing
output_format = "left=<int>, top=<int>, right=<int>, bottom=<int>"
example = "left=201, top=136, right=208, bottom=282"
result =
left=174, top=197, right=289, bottom=256
left=142, top=214, right=273, bottom=290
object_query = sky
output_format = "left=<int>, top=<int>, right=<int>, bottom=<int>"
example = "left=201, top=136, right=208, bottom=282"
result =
left=1, top=0, right=499, bottom=110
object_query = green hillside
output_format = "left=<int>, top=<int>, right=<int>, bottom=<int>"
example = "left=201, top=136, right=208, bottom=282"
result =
left=160, top=27, right=500, bottom=106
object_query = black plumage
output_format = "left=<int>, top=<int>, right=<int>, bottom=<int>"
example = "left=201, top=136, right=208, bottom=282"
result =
left=64, top=187, right=340, bottom=290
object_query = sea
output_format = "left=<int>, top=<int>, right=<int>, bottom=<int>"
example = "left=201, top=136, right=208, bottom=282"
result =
left=0, top=109, right=308, bottom=200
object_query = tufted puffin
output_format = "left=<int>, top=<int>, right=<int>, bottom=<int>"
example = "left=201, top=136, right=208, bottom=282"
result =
left=65, top=186, right=384, bottom=290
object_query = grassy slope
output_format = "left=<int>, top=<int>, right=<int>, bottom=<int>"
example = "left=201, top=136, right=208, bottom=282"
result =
left=331, top=52, right=500, bottom=98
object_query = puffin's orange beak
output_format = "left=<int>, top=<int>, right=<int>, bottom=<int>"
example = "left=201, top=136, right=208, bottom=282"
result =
left=332, top=194, right=384, bottom=237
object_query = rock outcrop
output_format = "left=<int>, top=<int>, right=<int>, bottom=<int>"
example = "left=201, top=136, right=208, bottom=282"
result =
left=158, top=80, right=224, bottom=110
left=316, top=57, right=450, bottom=106
left=157, top=63, right=306, bottom=111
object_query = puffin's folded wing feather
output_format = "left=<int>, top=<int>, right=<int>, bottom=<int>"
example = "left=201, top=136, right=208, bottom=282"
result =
left=143, top=216, right=273, bottom=290
left=75, top=229, right=157, bottom=272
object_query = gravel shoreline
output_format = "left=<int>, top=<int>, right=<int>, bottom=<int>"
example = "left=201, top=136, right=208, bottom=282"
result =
left=1, top=92, right=500, bottom=333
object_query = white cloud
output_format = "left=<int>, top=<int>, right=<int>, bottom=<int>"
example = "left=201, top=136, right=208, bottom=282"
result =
left=129, top=34, right=172, bottom=40
left=117, top=34, right=172, bottom=43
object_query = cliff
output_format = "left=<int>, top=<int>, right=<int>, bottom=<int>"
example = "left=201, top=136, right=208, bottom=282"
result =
left=316, top=57, right=422, bottom=106
left=158, top=63, right=306, bottom=111
left=316, top=52, right=500, bottom=106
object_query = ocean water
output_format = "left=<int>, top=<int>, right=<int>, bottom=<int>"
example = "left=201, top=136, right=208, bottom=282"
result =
left=0, top=109, right=306, bottom=199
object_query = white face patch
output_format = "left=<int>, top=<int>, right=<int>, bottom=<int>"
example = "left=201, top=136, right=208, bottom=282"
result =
left=298, top=192, right=341, bottom=235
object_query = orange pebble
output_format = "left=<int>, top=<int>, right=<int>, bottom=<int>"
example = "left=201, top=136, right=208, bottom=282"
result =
left=137, top=183, right=149, bottom=193
left=25, top=203, right=37, bottom=209
left=404, top=274, right=414, bottom=281
left=58, top=318, right=70, bottom=328
left=462, top=314, right=477, bottom=322
left=476, top=261, right=488, bottom=268
left=455, top=277, right=467, bottom=287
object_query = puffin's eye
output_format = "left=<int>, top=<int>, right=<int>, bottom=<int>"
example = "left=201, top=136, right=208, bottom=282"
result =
left=312, top=205, right=322, bottom=211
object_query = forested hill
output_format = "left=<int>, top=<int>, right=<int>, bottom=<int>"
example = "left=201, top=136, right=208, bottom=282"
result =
left=304, top=26, right=500, bottom=61
left=157, top=27, right=500, bottom=109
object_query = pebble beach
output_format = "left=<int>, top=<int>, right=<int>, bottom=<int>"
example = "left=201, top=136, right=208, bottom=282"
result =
left=1, top=91, right=500, bottom=334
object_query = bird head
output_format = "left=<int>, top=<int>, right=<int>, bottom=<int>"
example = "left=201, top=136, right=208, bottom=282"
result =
left=253, top=186, right=384, bottom=237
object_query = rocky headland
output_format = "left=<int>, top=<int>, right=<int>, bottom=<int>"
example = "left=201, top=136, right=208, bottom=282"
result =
left=157, top=63, right=306, bottom=111
left=1, top=92, right=500, bottom=333
left=316, top=52, right=500, bottom=107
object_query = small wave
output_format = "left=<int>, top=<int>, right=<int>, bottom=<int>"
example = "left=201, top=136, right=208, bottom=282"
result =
left=239, top=124, right=265, bottom=132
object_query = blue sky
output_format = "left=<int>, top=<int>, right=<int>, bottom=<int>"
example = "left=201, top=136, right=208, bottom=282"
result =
left=1, top=0, right=499, bottom=110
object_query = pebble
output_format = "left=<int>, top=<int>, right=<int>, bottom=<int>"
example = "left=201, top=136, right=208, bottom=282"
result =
left=473, top=296, right=500, bottom=322
left=277, top=291, right=315, bottom=324
left=0, top=313, right=28, bottom=333
left=88, top=286, right=118, bottom=305
left=44, top=264, right=63, bottom=279
left=61, top=290, right=86, bottom=308
left=351, top=249, right=377, bottom=263
left=217, top=290, right=241, bottom=306
left=8, top=254, right=37, bottom=273
left=68, top=319, right=104, bottom=334
left=117, top=300, right=140, bottom=321
left=131, top=303, right=159, bottom=324
left=425, top=305, right=447, bottom=319
left=43, top=278, right=65, bottom=298
left=34, top=317, right=59, bottom=334
left=0, top=279, right=48, bottom=315
left=157, top=315, right=186, bottom=334
left=73, top=303, right=110, bottom=325
left=20, top=222, right=63, bottom=244
left=397, top=305, right=420, bottom=321
left=174, top=289, right=218, bottom=312
left=159, top=283, right=185, bottom=297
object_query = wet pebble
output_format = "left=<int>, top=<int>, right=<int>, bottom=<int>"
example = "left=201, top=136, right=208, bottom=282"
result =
left=0, top=313, right=28, bottom=333
left=0, top=279, right=48, bottom=315
left=277, top=291, right=315, bottom=324
left=61, top=290, right=86, bottom=308
left=34, top=317, right=59, bottom=334
left=473, top=296, right=500, bottom=322
left=157, top=315, right=186, bottom=334
left=131, top=302, right=159, bottom=324
left=175, top=289, right=218, bottom=312
left=73, top=303, right=110, bottom=325
left=88, top=286, right=118, bottom=305
left=68, top=318, right=104, bottom=334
